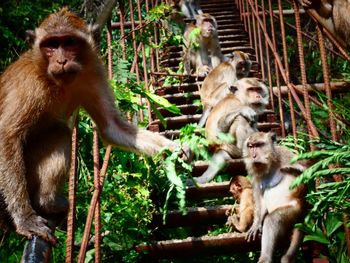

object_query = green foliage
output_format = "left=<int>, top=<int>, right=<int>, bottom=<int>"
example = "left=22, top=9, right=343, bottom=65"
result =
left=152, top=124, right=209, bottom=222
left=0, top=0, right=81, bottom=71
left=289, top=136, right=350, bottom=261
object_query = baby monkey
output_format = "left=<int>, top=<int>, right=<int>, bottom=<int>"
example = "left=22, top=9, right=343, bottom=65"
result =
left=226, top=176, right=254, bottom=233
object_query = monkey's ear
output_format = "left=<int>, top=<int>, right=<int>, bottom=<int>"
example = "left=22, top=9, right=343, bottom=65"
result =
left=89, top=24, right=101, bottom=43
left=229, top=86, right=238, bottom=93
left=25, top=30, right=36, bottom=46
left=269, top=132, right=277, bottom=142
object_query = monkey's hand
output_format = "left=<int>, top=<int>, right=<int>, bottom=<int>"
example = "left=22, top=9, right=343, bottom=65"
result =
left=14, top=213, right=57, bottom=245
left=299, top=0, right=312, bottom=7
left=239, top=106, right=257, bottom=123
left=197, top=65, right=211, bottom=77
left=246, top=223, right=261, bottom=242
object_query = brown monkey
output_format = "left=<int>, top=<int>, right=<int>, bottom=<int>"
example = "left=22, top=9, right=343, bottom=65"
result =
left=198, top=51, right=252, bottom=127
left=243, top=132, right=308, bottom=263
left=193, top=78, right=269, bottom=184
left=183, top=13, right=225, bottom=77
left=0, top=8, right=177, bottom=244
left=301, top=0, right=350, bottom=47
left=226, top=176, right=254, bottom=233
left=172, top=0, right=203, bottom=20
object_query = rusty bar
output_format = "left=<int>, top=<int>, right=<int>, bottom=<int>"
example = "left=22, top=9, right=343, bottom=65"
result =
left=118, top=1, right=127, bottom=60
left=65, top=122, right=78, bottom=263
left=107, top=21, right=113, bottom=81
left=251, top=0, right=259, bottom=64
left=246, top=0, right=318, bottom=135
left=277, top=0, right=293, bottom=139
left=272, top=82, right=350, bottom=95
left=255, top=0, right=265, bottom=80
left=241, top=0, right=247, bottom=31
left=93, top=125, right=101, bottom=263
left=246, top=0, right=253, bottom=47
left=136, top=0, right=153, bottom=122
left=293, top=0, right=319, bottom=139
left=316, top=25, right=337, bottom=141
left=77, top=146, right=112, bottom=263
left=261, top=0, right=274, bottom=110
left=128, top=0, right=144, bottom=122
left=268, top=0, right=285, bottom=137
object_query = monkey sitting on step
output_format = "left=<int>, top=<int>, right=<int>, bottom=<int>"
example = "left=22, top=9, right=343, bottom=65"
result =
left=198, top=50, right=252, bottom=128
left=226, top=176, right=254, bottom=233
left=192, top=78, right=269, bottom=185
left=243, top=132, right=308, bottom=263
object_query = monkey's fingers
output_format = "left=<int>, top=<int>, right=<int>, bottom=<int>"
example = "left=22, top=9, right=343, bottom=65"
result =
left=300, top=0, right=312, bottom=7
left=15, top=215, right=58, bottom=245
left=246, top=226, right=259, bottom=242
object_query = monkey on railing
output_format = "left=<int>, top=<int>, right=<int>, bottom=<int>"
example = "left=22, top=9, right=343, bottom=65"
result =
left=0, top=8, right=179, bottom=244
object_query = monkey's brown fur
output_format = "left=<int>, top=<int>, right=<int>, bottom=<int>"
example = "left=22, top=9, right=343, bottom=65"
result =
left=243, top=132, right=307, bottom=263
left=226, top=176, right=254, bottom=233
left=183, top=13, right=225, bottom=76
left=197, top=51, right=252, bottom=127
left=193, top=78, right=269, bottom=185
left=0, top=8, right=177, bottom=244
left=301, top=0, right=350, bottom=47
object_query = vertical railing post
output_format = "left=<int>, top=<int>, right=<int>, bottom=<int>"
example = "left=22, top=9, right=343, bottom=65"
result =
left=292, top=0, right=319, bottom=140
left=65, top=121, right=78, bottom=263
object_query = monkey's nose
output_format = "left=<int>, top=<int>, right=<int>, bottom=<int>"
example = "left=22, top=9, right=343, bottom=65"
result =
left=57, top=59, right=68, bottom=65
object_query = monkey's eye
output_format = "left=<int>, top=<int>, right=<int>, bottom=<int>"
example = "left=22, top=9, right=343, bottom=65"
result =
left=42, top=38, right=60, bottom=49
left=64, top=37, right=79, bottom=47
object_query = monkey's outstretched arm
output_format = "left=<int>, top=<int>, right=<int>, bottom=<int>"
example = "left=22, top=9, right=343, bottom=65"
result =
left=83, top=77, right=177, bottom=156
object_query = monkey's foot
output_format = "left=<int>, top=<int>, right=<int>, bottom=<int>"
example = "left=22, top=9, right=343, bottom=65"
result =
left=15, top=214, right=57, bottom=245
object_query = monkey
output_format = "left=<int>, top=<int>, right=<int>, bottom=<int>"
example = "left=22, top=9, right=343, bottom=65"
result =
left=197, top=51, right=252, bottom=127
left=0, top=8, right=178, bottom=244
left=300, top=0, right=350, bottom=47
left=193, top=78, right=269, bottom=185
left=300, top=0, right=333, bottom=18
left=183, top=13, right=225, bottom=77
left=225, top=176, right=254, bottom=233
left=243, top=132, right=308, bottom=263
left=172, top=0, right=203, bottom=20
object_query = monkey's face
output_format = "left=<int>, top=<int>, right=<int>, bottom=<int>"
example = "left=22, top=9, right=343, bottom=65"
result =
left=200, top=18, right=216, bottom=38
left=39, top=34, right=86, bottom=82
left=243, top=132, right=277, bottom=174
left=235, top=78, right=269, bottom=113
left=230, top=51, right=252, bottom=78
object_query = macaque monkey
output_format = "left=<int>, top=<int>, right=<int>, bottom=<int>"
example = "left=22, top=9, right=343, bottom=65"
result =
left=193, top=78, right=269, bottom=185
left=198, top=51, right=252, bottom=127
left=183, top=13, right=225, bottom=77
left=301, top=0, right=350, bottom=47
left=173, top=0, right=203, bottom=20
left=243, top=132, right=308, bottom=263
left=226, top=176, right=254, bottom=233
left=0, top=8, right=177, bottom=244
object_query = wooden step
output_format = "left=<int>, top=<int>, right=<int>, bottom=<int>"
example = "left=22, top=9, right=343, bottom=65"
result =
left=186, top=181, right=231, bottom=200
left=136, top=233, right=260, bottom=259
left=152, top=205, right=232, bottom=228
left=192, top=159, right=246, bottom=177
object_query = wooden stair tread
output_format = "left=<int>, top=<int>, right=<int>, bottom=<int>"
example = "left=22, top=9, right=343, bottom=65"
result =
left=152, top=205, right=232, bottom=228
left=136, top=233, right=260, bottom=259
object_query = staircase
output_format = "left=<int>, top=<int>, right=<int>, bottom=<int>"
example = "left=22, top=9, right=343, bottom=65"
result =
left=137, top=0, right=281, bottom=260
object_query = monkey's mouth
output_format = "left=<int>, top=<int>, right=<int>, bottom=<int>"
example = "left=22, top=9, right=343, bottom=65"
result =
left=49, top=64, right=82, bottom=80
